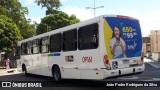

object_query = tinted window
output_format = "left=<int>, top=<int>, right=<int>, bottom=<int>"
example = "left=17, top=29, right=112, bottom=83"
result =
left=41, top=36, right=49, bottom=53
left=21, top=43, right=26, bottom=55
left=78, top=23, right=98, bottom=50
left=50, top=33, right=62, bottom=52
left=63, top=29, right=77, bottom=51
left=26, top=41, right=32, bottom=55
left=32, top=39, right=40, bottom=54
left=16, top=46, right=20, bottom=59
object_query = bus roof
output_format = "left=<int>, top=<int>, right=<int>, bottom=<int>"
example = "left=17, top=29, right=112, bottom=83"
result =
left=103, top=15, right=138, bottom=20
left=18, top=15, right=138, bottom=45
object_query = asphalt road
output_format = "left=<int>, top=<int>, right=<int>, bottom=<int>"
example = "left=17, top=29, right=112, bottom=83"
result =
left=0, top=63, right=160, bottom=81
left=0, top=62, right=160, bottom=90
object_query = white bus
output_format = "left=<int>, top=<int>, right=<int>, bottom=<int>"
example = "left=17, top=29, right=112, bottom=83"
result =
left=16, top=15, right=144, bottom=81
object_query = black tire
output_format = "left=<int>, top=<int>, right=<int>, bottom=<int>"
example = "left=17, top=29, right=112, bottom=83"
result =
left=23, top=66, right=29, bottom=77
left=52, top=66, right=61, bottom=82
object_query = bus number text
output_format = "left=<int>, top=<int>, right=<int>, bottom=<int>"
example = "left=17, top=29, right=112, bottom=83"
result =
left=82, top=56, right=92, bottom=63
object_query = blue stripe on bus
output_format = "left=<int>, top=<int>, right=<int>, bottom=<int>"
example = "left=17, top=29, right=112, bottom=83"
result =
left=53, top=53, right=61, bottom=56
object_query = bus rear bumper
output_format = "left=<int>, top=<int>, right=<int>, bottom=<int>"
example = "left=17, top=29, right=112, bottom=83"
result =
left=101, top=64, right=145, bottom=79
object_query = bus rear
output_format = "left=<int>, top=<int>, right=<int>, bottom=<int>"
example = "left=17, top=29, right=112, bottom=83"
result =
left=101, top=15, right=144, bottom=79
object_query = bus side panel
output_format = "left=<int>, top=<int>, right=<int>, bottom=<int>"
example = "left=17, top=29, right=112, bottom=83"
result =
left=38, top=53, right=52, bottom=77
left=77, top=49, right=101, bottom=79
left=99, top=17, right=110, bottom=79
left=51, top=52, right=81, bottom=79
left=17, top=59, right=22, bottom=72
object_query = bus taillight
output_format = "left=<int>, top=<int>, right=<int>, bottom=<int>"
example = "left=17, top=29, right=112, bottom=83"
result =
left=104, top=55, right=109, bottom=64
left=141, top=52, right=144, bottom=62
left=117, top=15, right=132, bottom=19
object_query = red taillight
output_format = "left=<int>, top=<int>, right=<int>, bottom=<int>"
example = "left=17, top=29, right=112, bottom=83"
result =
left=104, top=55, right=109, bottom=64
left=141, top=52, right=144, bottom=61
left=117, top=15, right=130, bottom=19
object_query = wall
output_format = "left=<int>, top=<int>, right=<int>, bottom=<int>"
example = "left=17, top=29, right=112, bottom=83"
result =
left=152, top=52, right=160, bottom=61
left=150, top=30, right=160, bottom=52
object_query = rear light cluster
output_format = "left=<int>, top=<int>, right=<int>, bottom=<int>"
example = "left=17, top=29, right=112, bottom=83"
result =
left=141, top=52, right=144, bottom=63
left=104, top=55, right=109, bottom=64
left=117, top=15, right=132, bottom=19
left=104, top=55, right=111, bottom=70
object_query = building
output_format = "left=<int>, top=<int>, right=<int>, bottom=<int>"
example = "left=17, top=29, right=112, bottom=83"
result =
left=150, top=30, right=160, bottom=61
left=143, top=36, right=151, bottom=54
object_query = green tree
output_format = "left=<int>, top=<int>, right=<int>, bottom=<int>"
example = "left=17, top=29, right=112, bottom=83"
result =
left=0, top=15, right=22, bottom=52
left=19, top=20, right=36, bottom=39
left=0, top=0, right=36, bottom=39
left=0, top=6, right=10, bottom=17
left=37, top=12, right=80, bottom=34
left=35, top=0, right=62, bottom=15
left=0, top=0, right=28, bottom=25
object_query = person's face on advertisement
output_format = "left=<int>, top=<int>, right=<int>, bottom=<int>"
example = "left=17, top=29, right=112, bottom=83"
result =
left=114, top=27, right=120, bottom=37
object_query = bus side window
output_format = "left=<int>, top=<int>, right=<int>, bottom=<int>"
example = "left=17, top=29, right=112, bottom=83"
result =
left=32, top=39, right=40, bottom=54
left=16, top=46, right=20, bottom=59
left=26, top=41, right=32, bottom=55
left=50, top=33, right=62, bottom=52
left=78, top=23, right=99, bottom=50
left=63, top=29, right=77, bottom=51
left=21, top=43, right=27, bottom=55
left=41, top=36, right=49, bottom=53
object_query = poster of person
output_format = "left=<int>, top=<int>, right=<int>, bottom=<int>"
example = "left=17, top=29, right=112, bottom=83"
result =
left=110, top=25, right=126, bottom=59
left=104, top=17, right=142, bottom=59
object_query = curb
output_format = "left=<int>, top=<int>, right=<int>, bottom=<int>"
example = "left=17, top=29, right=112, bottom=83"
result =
left=0, top=68, right=21, bottom=76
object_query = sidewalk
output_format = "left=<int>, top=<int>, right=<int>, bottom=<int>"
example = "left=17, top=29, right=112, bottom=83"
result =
left=0, top=68, right=21, bottom=76
left=144, top=58, right=160, bottom=68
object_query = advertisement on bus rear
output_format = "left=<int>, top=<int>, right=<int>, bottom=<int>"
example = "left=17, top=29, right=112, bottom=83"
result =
left=103, top=17, right=142, bottom=59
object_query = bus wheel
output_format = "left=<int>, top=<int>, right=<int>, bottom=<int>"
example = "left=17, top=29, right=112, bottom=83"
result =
left=22, top=65, right=29, bottom=77
left=52, top=66, right=61, bottom=82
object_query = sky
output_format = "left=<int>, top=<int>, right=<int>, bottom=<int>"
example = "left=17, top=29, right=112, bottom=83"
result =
left=19, top=0, right=160, bottom=37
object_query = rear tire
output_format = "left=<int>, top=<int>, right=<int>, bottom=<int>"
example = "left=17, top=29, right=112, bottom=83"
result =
left=52, top=66, right=61, bottom=82
left=23, top=65, right=29, bottom=77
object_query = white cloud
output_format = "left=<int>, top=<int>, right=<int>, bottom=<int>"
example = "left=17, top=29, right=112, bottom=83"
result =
left=125, top=10, right=160, bottom=37
left=62, top=6, right=94, bottom=21
left=142, top=10, right=160, bottom=30
left=26, top=17, right=41, bottom=24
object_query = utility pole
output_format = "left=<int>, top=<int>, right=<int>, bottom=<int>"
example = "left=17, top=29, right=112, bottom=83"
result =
left=86, top=0, right=104, bottom=17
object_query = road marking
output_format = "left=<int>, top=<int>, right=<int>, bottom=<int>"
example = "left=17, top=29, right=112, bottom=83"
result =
left=144, top=58, right=160, bottom=68
left=117, top=76, right=138, bottom=80
left=147, top=63, right=160, bottom=68
left=152, top=78, right=160, bottom=81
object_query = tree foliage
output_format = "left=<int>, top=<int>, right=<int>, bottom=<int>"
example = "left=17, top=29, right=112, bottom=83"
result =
left=0, top=6, right=10, bottom=17
left=35, top=0, right=62, bottom=15
left=0, top=15, right=22, bottom=52
left=37, top=12, right=80, bottom=35
left=0, top=0, right=28, bottom=24
left=0, top=0, right=36, bottom=52
left=0, top=0, right=36, bottom=39
left=19, top=20, right=36, bottom=39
